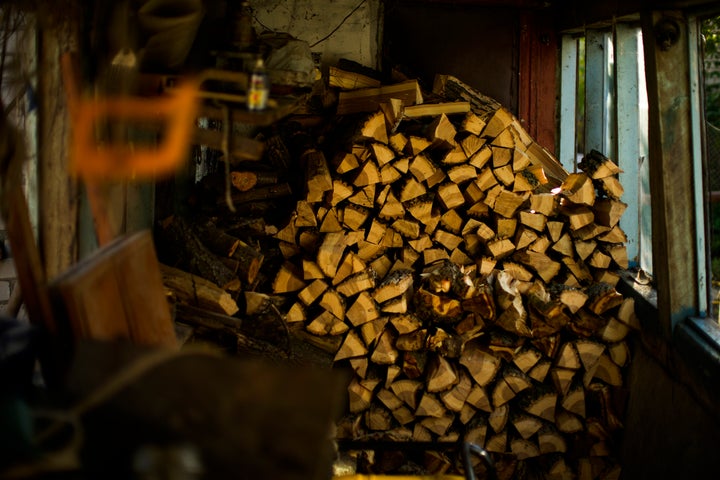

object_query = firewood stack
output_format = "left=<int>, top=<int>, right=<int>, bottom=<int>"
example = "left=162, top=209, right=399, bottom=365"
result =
left=269, top=75, right=639, bottom=479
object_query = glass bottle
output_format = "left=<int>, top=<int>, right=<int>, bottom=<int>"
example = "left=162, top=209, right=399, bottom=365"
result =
left=247, top=56, right=270, bottom=111
left=232, top=0, right=255, bottom=50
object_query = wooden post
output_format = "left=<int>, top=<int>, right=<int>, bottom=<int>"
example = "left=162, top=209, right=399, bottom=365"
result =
left=641, top=10, right=699, bottom=336
left=38, top=8, right=81, bottom=277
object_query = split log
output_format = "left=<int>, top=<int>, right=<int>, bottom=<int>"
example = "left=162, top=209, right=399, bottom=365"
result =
left=337, top=270, right=377, bottom=297
left=517, top=385, right=557, bottom=422
left=329, top=66, right=382, bottom=90
left=578, top=150, right=622, bottom=179
left=335, top=330, right=368, bottom=361
left=230, top=170, right=280, bottom=192
left=243, top=291, right=285, bottom=316
left=303, top=149, right=333, bottom=203
left=366, top=330, right=400, bottom=365
left=306, top=310, right=348, bottom=336
left=160, top=264, right=239, bottom=316
left=403, top=101, right=471, bottom=118
left=560, top=173, right=596, bottom=206
left=337, top=80, right=423, bottom=116
left=512, top=411, right=543, bottom=440
left=433, top=74, right=502, bottom=118
left=272, top=262, right=306, bottom=294
left=194, top=219, right=243, bottom=258
left=373, top=269, right=415, bottom=304
left=459, top=341, right=501, bottom=386
left=426, top=354, right=458, bottom=393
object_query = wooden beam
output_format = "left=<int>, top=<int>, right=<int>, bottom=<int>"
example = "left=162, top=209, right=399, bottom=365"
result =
left=39, top=12, right=80, bottom=277
left=641, top=10, right=698, bottom=336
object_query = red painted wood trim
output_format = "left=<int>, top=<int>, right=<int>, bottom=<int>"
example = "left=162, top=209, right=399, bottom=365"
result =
left=518, top=11, right=558, bottom=155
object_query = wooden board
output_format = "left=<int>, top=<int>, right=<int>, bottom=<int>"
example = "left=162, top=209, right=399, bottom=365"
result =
left=49, top=230, right=177, bottom=348
left=337, top=80, right=423, bottom=116
left=0, top=106, right=57, bottom=334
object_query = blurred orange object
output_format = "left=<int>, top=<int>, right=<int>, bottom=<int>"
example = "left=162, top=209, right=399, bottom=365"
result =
left=61, top=53, right=199, bottom=181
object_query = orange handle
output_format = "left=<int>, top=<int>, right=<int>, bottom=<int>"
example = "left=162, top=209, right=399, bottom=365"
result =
left=61, top=52, right=200, bottom=181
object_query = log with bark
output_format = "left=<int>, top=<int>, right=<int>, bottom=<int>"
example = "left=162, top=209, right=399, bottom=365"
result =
left=160, top=263, right=239, bottom=316
left=158, top=215, right=241, bottom=292
left=195, top=219, right=265, bottom=286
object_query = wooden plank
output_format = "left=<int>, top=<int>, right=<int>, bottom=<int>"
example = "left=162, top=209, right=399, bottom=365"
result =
left=329, top=66, right=382, bottom=90
left=49, top=231, right=178, bottom=348
left=160, top=264, right=239, bottom=316
left=0, top=112, right=57, bottom=334
left=641, top=10, right=697, bottom=335
left=40, top=18, right=80, bottom=277
left=559, top=34, right=579, bottom=172
left=615, top=23, right=642, bottom=267
left=518, top=11, right=558, bottom=154
left=337, top=80, right=423, bottom=116
left=403, top=102, right=471, bottom=118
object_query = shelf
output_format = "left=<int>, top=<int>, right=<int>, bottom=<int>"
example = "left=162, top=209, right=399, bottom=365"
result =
left=196, top=94, right=309, bottom=127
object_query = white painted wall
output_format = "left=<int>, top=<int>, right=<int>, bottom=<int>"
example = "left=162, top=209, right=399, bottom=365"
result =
left=252, top=0, right=382, bottom=70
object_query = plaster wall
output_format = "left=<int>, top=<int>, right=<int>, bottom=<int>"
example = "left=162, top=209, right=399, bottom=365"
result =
left=252, top=0, right=382, bottom=70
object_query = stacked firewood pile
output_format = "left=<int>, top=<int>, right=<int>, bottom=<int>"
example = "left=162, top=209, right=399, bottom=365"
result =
left=267, top=75, right=638, bottom=479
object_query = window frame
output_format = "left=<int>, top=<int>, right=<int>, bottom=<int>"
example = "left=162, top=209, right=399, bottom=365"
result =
left=559, top=12, right=714, bottom=330
left=558, top=9, right=720, bottom=409
left=559, top=24, right=647, bottom=274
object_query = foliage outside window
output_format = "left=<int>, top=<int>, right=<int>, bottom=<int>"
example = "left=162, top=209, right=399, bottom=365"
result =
left=702, top=17, right=720, bottom=294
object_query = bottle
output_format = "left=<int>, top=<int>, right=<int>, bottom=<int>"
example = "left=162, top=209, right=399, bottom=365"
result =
left=232, top=0, right=255, bottom=50
left=247, top=56, right=270, bottom=111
